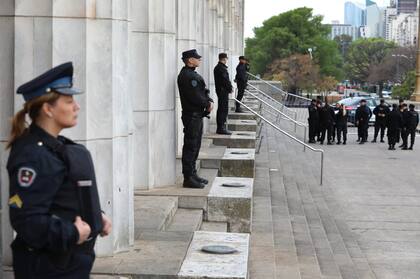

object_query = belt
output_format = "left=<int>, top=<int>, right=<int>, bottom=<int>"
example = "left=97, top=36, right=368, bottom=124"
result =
left=182, top=111, right=203, bottom=117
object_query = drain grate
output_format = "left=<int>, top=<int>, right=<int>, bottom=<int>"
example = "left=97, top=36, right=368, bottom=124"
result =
left=221, top=183, right=246, bottom=188
left=201, top=245, right=238, bottom=254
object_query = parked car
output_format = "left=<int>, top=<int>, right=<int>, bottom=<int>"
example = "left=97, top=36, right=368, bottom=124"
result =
left=337, top=97, right=378, bottom=124
left=382, top=90, right=392, bottom=99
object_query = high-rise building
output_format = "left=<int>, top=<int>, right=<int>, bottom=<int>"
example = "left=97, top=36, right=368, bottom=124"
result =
left=366, top=3, right=386, bottom=38
left=345, top=1, right=366, bottom=26
left=396, top=0, right=417, bottom=14
left=329, top=24, right=360, bottom=40
left=388, top=11, right=419, bottom=45
left=385, top=7, right=398, bottom=40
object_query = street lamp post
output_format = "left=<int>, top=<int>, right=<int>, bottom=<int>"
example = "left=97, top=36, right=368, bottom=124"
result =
left=411, top=5, right=420, bottom=101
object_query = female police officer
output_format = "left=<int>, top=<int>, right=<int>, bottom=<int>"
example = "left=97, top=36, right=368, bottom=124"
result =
left=6, top=62, right=112, bottom=278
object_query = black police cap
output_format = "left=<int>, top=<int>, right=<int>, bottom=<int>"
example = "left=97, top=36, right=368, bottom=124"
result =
left=182, top=49, right=202, bottom=60
left=219, top=53, right=228, bottom=60
left=17, top=62, right=82, bottom=102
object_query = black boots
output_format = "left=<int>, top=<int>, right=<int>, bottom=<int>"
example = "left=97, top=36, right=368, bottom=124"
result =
left=193, top=174, right=208, bottom=184
left=216, top=127, right=232, bottom=135
left=183, top=176, right=205, bottom=189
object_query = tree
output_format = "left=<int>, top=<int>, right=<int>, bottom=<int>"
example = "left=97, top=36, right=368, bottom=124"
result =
left=392, top=71, right=416, bottom=99
left=334, top=34, right=352, bottom=60
left=345, top=38, right=396, bottom=83
left=245, top=7, right=342, bottom=80
left=318, top=76, right=339, bottom=96
left=266, top=54, right=320, bottom=94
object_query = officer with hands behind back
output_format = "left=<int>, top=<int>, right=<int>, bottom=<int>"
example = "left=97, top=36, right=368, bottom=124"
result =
left=7, top=62, right=112, bottom=279
left=178, top=49, right=214, bottom=189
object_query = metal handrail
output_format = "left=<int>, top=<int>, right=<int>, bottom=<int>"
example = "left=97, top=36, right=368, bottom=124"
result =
left=245, top=90, right=308, bottom=144
left=234, top=98, right=324, bottom=185
left=247, top=72, right=312, bottom=102
left=247, top=83, right=298, bottom=120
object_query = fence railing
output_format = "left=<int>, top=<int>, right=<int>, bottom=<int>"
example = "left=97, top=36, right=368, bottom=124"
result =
left=234, top=98, right=324, bottom=185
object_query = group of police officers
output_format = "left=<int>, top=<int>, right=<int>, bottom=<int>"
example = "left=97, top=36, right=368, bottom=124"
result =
left=177, top=49, right=249, bottom=189
left=308, top=98, right=419, bottom=150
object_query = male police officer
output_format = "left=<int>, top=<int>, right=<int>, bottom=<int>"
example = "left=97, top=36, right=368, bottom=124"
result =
left=319, top=101, right=336, bottom=145
left=355, top=99, right=372, bottom=144
left=214, top=53, right=233, bottom=135
left=178, top=49, right=214, bottom=188
left=235, top=56, right=249, bottom=113
left=402, top=104, right=419, bottom=150
left=372, top=99, right=390, bottom=143
left=308, top=99, right=319, bottom=143
left=387, top=104, right=403, bottom=150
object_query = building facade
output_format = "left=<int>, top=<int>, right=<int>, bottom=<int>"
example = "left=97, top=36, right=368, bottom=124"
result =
left=345, top=1, right=366, bottom=27
left=396, top=0, right=417, bottom=14
left=330, top=24, right=360, bottom=40
left=385, top=7, right=398, bottom=40
left=388, top=12, right=419, bottom=46
left=366, top=3, right=386, bottom=38
left=0, top=0, right=244, bottom=265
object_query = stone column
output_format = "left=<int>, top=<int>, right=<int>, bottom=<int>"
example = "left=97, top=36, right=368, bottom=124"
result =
left=130, top=0, right=177, bottom=188
left=176, top=0, right=197, bottom=155
left=0, top=0, right=15, bottom=266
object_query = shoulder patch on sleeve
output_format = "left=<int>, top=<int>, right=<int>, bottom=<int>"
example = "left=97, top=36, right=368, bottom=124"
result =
left=191, top=79, right=198, bottom=87
left=9, top=194, right=23, bottom=209
left=17, top=167, right=37, bottom=187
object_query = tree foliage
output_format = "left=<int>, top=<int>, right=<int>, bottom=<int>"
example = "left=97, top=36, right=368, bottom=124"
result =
left=392, top=71, right=416, bottom=99
left=245, top=7, right=342, bottom=80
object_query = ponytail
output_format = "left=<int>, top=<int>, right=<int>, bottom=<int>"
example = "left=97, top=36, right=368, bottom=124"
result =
left=6, top=108, right=28, bottom=149
left=6, top=92, right=61, bottom=149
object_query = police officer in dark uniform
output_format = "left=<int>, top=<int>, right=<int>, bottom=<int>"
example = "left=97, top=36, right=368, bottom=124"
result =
left=178, top=49, right=214, bottom=189
left=7, top=62, right=112, bottom=279
left=372, top=99, right=390, bottom=143
left=234, top=56, right=249, bottom=113
left=386, top=104, right=403, bottom=150
left=307, top=99, right=319, bottom=143
left=319, top=101, right=336, bottom=145
left=214, top=53, right=233, bottom=135
left=335, top=103, right=348, bottom=145
left=355, top=99, right=372, bottom=144
left=401, top=104, right=419, bottom=150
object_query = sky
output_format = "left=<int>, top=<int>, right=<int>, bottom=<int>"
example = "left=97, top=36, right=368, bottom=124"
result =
left=245, top=0, right=390, bottom=38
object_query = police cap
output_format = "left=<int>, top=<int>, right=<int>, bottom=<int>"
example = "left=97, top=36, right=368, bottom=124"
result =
left=219, top=53, right=228, bottom=60
left=182, top=49, right=202, bottom=60
left=239, top=56, right=247, bottom=61
left=17, top=62, right=82, bottom=102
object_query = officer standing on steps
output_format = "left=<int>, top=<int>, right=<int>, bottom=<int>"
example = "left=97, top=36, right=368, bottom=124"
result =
left=307, top=99, right=319, bottom=143
left=234, top=56, right=249, bottom=113
left=214, top=53, right=233, bottom=135
left=355, top=99, right=372, bottom=144
left=178, top=49, right=214, bottom=189
left=6, top=62, right=112, bottom=278
left=372, top=99, right=390, bottom=143
left=402, top=104, right=419, bottom=150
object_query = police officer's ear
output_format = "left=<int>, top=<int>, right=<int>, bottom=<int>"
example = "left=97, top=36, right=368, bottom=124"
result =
left=41, top=101, right=54, bottom=118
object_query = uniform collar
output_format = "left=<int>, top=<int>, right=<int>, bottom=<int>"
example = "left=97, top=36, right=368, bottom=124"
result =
left=184, top=65, right=196, bottom=71
left=218, top=62, right=228, bottom=68
left=29, top=124, right=64, bottom=150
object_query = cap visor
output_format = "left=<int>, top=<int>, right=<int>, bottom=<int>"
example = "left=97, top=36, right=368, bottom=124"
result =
left=54, top=87, right=83, bottom=95
left=194, top=55, right=202, bottom=59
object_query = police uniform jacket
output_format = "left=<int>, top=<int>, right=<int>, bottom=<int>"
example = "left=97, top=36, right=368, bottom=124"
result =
left=214, top=62, right=233, bottom=95
left=319, top=105, right=335, bottom=128
left=335, top=108, right=348, bottom=127
left=308, top=104, right=319, bottom=122
left=373, top=104, right=390, bottom=123
left=386, top=110, right=403, bottom=130
left=355, top=106, right=372, bottom=123
left=178, top=66, right=212, bottom=114
left=405, top=110, right=419, bottom=130
left=235, top=63, right=248, bottom=84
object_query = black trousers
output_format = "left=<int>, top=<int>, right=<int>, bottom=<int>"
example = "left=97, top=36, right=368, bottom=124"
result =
left=320, top=124, right=333, bottom=143
left=182, top=113, right=203, bottom=178
left=308, top=120, right=319, bottom=141
left=388, top=129, right=399, bottom=146
left=216, top=91, right=229, bottom=129
left=236, top=82, right=247, bottom=109
left=12, top=246, right=95, bottom=279
left=336, top=124, right=347, bottom=143
left=402, top=128, right=416, bottom=148
left=374, top=121, right=386, bottom=140
left=358, top=121, right=369, bottom=141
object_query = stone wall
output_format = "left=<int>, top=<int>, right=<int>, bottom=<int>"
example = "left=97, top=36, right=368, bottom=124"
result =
left=0, top=0, right=244, bottom=265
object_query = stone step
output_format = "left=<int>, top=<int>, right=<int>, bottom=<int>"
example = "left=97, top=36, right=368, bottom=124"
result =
left=204, top=131, right=256, bottom=148
left=200, top=221, right=228, bottom=232
left=207, top=177, right=253, bottom=233
left=227, top=119, right=257, bottom=132
left=178, top=231, right=250, bottom=279
left=198, top=146, right=255, bottom=178
left=134, top=196, right=178, bottom=239
left=166, top=208, right=203, bottom=232
left=136, top=168, right=219, bottom=211
left=228, top=111, right=257, bottom=120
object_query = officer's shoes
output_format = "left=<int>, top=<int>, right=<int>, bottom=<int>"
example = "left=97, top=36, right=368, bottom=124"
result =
left=193, top=174, right=208, bottom=185
left=343, top=141, right=346, bottom=145
left=402, top=147, right=408, bottom=150
left=337, top=141, right=341, bottom=145
left=380, top=139, right=385, bottom=143
left=371, top=139, right=376, bottom=143
left=359, top=141, right=365, bottom=145
left=399, top=144, right=404, bottom=148
left=327, top=142, right=333, bottom=145
left=235, top=108, right=244, bottom=113
left=216, top=129, right=232, bottom=135
left=183, top=177, right=205, bottom=189
left=308, top=140, right=316, bottom=143
left=409, top=147, right=413, bottom=150
left=388, top=146, right=392, bottom=150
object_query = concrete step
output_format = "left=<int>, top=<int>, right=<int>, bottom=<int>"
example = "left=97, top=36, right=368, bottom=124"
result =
left=228, top=111, right=257, bottom=120
left=134, top=196, right=178, bottom=239
left=166, top=208, right=203, bottom=232
left=199, top=146, right=256, bottom=178
left=178, top=231, right=250, bottom=279
left=227, top=119, right=258, bottom=132
left=204, top=131, right=256, bottom=148
left=200, top=221, right=228, bottom=232
left=136, top=168, right=219, bottom=211
left=207, top=177, right=254, bottom=233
